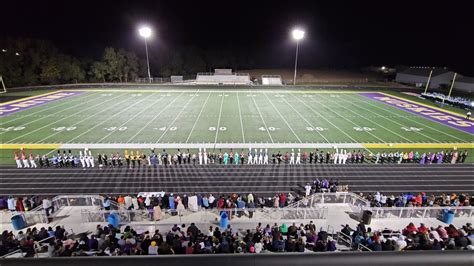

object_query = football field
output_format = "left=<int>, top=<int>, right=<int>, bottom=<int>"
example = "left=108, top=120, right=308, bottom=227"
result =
left=0, top=88, right=472, bottom=152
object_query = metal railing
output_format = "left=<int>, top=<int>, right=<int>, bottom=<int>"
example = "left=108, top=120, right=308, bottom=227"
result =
left=31, top=195, right=120, bottom=214
left=275, top=192, right=370, bottom=212
left=80, top=206, right=329, bottom=225
left=364, top=206, right=473, bottom=220
left=1, top=235, right=55, bottom=258
left=336, top=231, right=353, bottom=248
left=357, top=243, right=373, bottom=252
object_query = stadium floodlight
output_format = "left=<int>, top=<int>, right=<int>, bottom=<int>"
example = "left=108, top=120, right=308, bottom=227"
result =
left=138, top=26, right=153, bottom=83
left=291, top=28, right=305, bottom=85
left=15, top=52, right=20, bottom=56
left=1, top=49, right=6, bottom=53
left=381, top=66, right=386, bottom=70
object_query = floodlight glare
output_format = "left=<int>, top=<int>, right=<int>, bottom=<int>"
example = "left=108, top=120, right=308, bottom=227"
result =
left=1, top=49, right=6, bottom=53
left=292, top=29, right=305, bottom=40
left=381, top=66, right=386, bottom=70
left=139, top=27, right=152, bottom=38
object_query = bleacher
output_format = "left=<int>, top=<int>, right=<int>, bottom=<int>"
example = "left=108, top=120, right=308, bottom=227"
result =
left=262, top=75, right=283, bottom=86
left=196, top=69, right=251, bottom=85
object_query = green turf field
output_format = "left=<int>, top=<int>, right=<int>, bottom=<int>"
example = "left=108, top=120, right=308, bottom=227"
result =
left=0, top=88, right=472, bottom=152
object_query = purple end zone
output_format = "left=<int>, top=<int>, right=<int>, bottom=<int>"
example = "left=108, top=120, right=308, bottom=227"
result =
left=360, top=92, right=473, bottom=135
left=0, top=91, right=83, bottom=117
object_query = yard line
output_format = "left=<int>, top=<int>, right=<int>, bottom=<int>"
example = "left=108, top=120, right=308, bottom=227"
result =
left=352, top=97, right=468, bottom=142
left=155, top=90, right=199, bottom=143
left=279, top=96, right=330, bottom=143
left=68, top=93, right=158, bottom=143
left=236, top=92, right=246, bottom=143
left=289, top=93, right=361, bottom=144
left=0, top=92, right=100, bottom=134
left=262, top=92, right=302, bottom=143
left=126, top=92, right=185, bottom=142
left=250, top=95, right=274, bottom=143
left=6, top=93, right=126, bottom=143
left=301, top=94, right=386, bottom=143
left=37, top=93, right=143, bottom=143
left=0, top=92, right=99, bottom=126
left=185, top=92, right=212, bottom=143
left=338, top=95, right=441, bottom=143
left=327, top=95, right=413, bottom=143
left=213, top=93, right=225, bottom=145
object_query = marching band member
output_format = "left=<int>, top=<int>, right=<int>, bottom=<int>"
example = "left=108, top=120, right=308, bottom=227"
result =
left=29, top=154, right=37, bottom=168
left=14, top=152, right=22, bottom=168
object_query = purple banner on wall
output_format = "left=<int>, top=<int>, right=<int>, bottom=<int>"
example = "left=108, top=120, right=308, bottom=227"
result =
left=360, top=92, right=473, bottom=135
left=0, top=91, right=83, bottom=117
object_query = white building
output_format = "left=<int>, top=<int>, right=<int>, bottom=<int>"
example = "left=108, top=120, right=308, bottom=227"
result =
left=395, top=67, right=455, bottom=89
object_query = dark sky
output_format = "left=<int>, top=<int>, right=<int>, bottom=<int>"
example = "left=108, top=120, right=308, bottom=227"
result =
left=1, top=0, right=473, bottom=75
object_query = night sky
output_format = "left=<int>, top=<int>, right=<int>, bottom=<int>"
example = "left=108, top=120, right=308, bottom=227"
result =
left=1, top=0, right=473, bottom=75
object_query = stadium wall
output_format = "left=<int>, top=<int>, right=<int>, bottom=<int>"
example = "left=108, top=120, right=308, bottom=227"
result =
left=1, top=251, right=472, bottom=266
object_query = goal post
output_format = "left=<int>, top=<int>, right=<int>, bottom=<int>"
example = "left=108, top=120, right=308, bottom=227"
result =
left=0, top=76, right=6, bottom=94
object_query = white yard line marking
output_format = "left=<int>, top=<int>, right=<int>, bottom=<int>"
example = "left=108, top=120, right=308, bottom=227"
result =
left=304, top=95, right=386, bottom=143
left=126, top=92, right=185, bottom=142
left=6, top=93, right=126, bottom=143
left=236, top=91, right=246, bottom=143
left=213, top=93, right=225, bottom=145
left=0, top=92, right=99, bottom=126
left=262, top=92, right=302, bottom=143
left=289, top=93, right=361, bottom=144
left=251, top=95, right=274, bottom=143
left=354, top=97, right=468, bottom=142
left=69, top=93, right=158, bottom=143
left=38, top=94, right=141, bottom=143
left=327, top=95, right=413, bottom=143
left=338, top=95, right=441, bottom=143
left=0, top=92, right=100, bottom=134
left=280, top=96, right=330, bottom=143
left=155, top=90, right=199, bottom=143
left=186, top=92, right=212, bottom=143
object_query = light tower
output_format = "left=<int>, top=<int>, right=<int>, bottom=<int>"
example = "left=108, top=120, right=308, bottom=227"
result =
left=138, top=26, right=152, bottom=83
left=292, top=28, right=305, bottom=85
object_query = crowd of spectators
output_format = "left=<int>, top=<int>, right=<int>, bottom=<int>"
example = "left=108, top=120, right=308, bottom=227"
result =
left=421, top=92, right=473, bottom=110
left=340, top=222, right=473, bottom=251
left=1, top=221, right=339, bottom=257
left=359, top=192, right=473, bottom=208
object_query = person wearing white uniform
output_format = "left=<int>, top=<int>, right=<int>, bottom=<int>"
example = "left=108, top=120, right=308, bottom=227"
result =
left=14, top=153, right=22, bottom=168
left=203, top=148, right=208, bottom=165
left=341, top=150, right=347, bottom=164
left=334, top=148, right=339, bottom=164
left=296, top=149, right=301, bottom=164
left=198, top=148, right=203, bottom=165
left=253, top=149, right=258, bottom=164
left=289, top=149, right=295, bottom=165
left=89, top=150, right=95, bottom=167
left=258, top=149, right=263, bottom=165
left=305, top=183, right=312, bottom=196
left=263, top=149, right=269, bottom=165
left=84, top=154, right=91, bottom=168
left=29, top=154, right=37, bottom=168
left=79, top=151, right=85, bottom=168
left=247, top=148, right=253, bottom=165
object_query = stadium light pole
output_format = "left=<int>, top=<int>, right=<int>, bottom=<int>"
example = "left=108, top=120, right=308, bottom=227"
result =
left=292, top=29, right=305, bottom=85
left=139, top=26, right=152, bottom=83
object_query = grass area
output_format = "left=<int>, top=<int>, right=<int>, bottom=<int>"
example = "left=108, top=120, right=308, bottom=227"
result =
left=0, top=87, right=472, bottom=166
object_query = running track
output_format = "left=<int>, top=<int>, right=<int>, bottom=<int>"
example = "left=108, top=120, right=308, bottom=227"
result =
left=0, top=164, right=472, bottom=196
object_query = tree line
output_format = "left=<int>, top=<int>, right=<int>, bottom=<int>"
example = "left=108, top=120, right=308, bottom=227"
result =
left=0, top=39, right=147, bottom=87
left=0, top=39, right=258, bottom=87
